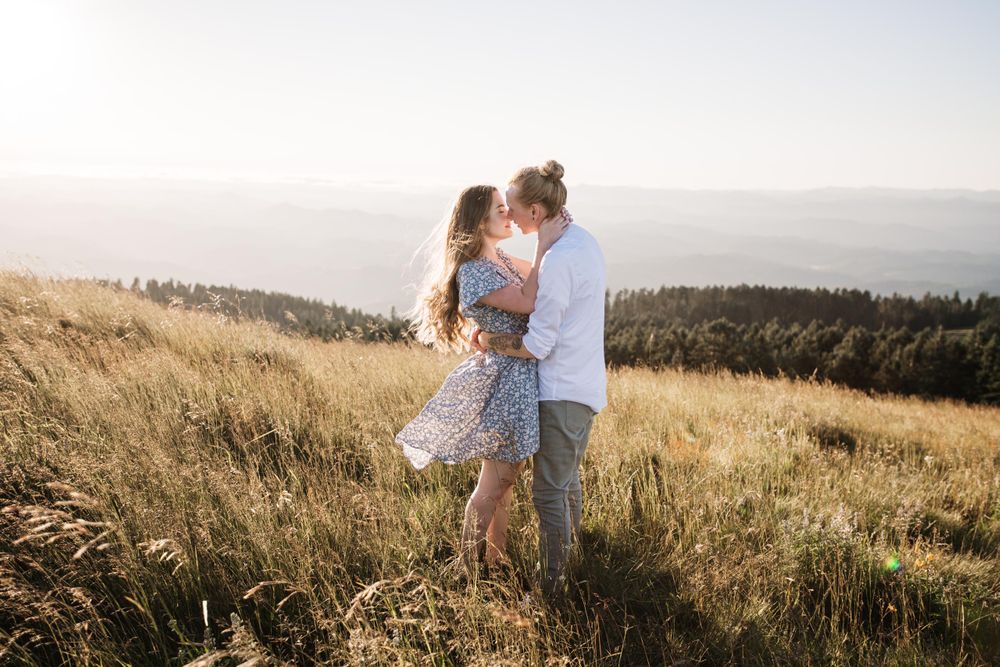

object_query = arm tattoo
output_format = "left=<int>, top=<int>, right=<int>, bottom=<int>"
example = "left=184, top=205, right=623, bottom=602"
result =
left=487, top=334, right=523, bottom=352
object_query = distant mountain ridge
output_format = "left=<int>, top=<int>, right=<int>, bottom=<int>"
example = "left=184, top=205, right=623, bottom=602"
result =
left=2, top=176, right=998, bottom=314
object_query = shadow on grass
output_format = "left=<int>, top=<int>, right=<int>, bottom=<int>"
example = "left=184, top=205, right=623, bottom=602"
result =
left=805, top=420, right=935, bottom=470
left=806, top=421, right=859, bottom=455
left=788, top=531, right=1000, bottom=664
left=562, top=524, right=772, bottom=666
left=917, top=508, right=1000, bottom=560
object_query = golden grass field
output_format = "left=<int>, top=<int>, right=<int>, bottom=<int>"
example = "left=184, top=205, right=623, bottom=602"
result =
left=1, top=270, right=998, bottom=666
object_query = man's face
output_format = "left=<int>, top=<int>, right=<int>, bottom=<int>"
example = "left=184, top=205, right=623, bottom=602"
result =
left=505, top=185, right=537, bottom=234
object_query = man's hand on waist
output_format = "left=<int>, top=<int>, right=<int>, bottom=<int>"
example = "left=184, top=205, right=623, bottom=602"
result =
left=479, top=331, right=537, bottom=360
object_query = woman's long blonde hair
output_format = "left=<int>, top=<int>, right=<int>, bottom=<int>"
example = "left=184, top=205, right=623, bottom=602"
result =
left=407, top=185, right=497, bottom=352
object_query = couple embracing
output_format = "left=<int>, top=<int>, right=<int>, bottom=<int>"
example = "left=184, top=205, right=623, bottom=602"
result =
left=396, top=160, right=606, bottom=599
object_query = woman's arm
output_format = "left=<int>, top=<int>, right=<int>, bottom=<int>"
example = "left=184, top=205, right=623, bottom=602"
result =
left=477, top=212, right=569, bottom=314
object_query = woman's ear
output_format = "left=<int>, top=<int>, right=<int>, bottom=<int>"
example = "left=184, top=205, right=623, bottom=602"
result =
left=530, top=203, right=539, bottom=222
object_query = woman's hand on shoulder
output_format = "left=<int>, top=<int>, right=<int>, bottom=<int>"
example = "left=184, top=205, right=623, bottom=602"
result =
left=538, top=209, right=571, bottom=250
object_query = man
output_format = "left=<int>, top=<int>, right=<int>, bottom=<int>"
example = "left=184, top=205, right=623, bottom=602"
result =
left=472, top=185, right=607, bottom=599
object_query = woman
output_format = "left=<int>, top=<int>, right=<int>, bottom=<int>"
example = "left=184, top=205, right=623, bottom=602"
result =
left=396, top=178, right=569, bottom=577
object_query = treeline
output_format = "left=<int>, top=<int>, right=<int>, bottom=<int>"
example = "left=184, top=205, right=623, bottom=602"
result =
left=606, top=317, right=1000, bottom=404
left=101, top=277, right=1000, bottom=404
left=606, top=286, right=1000, bottom=405
left=113, top=277, right=410, bottom=342
left=608, top=285, right=1000, bottom=330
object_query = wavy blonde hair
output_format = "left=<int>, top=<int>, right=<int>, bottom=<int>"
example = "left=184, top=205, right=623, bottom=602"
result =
left=407, top=185, right=497, bottom=352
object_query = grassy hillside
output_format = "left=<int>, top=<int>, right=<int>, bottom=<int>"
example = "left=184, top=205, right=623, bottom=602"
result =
left=1, top=270, right=998, bottom=666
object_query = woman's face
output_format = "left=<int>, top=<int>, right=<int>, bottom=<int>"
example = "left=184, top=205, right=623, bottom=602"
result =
left=481, top=188, right=514, bottom=241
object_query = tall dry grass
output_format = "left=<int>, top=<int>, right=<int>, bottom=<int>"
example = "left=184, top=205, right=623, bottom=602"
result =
left=1, top=269, right=998, bottom=666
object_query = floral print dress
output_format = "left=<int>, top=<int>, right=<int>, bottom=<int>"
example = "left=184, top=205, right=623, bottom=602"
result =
left=396, top=247, right=539, bottom=470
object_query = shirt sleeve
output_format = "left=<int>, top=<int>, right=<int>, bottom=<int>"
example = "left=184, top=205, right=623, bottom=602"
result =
left=458, top=260, right=508, bottom=311
left=522, top=252, right=573, bottom=360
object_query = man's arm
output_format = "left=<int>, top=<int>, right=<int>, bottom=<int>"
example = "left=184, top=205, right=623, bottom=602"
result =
left=520, top=252, right=573, bottom=360
left=476, top=212, right=570, bottom=314
left=475, top=252, right=573, bottom=360
left=479, top=332, right=537, bottom=359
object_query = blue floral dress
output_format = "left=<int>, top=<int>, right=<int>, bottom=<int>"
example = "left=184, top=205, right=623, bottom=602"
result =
left=396, top=248, right=539, bottom=470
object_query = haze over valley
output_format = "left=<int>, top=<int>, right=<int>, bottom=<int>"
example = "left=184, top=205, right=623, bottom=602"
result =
left=3, top=176, right=998, bottom=315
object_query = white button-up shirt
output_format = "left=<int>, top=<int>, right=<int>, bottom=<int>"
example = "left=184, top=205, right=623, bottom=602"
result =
left=522, top=223, right=607, bottom=413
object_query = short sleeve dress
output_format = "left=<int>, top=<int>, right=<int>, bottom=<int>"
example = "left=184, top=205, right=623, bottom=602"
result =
left=395, top=247, right=539, bottom=470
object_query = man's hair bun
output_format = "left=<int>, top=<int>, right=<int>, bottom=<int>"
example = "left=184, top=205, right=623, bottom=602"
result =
left=539, top=160, right=564, bottom=182
left=509, top=160, right=567, bottom=215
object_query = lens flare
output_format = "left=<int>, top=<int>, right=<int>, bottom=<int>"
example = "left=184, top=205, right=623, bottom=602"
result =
left=882, top=554, right=902, bottom=573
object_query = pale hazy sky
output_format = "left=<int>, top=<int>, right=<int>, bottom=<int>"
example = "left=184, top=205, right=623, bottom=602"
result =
left=1, top=0, right=998, bottom=189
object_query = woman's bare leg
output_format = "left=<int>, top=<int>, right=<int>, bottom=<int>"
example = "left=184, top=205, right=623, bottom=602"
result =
left=460, top=459, right=523, bottom=575
left=485, top=478, right=519, bottom=566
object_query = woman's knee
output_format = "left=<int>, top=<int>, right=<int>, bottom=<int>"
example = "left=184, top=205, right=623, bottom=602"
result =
left=489, top=460, right=523, bottom=488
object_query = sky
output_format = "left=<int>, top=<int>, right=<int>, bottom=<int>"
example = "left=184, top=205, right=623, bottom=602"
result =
left=1, top=0, right=998, bottom=190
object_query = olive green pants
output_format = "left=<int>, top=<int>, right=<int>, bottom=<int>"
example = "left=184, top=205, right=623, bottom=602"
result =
left=533, top=400, right=596, bottom=596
